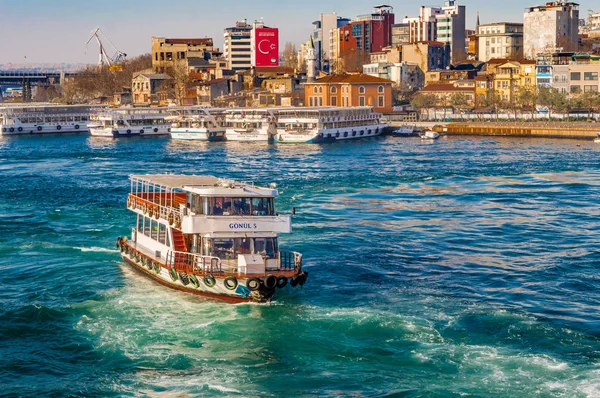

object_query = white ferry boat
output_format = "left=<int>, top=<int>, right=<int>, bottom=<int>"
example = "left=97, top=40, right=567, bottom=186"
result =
left=224, top=108, right=278, bottom=142
left=275, top=107, right=387, bottom=143
left=116, top=174, right=307, bottom=303
left=0, top=104, right=93, bottom=135
left=170, top=108, right=227, bottom=141
left=89, top=107, right=175, bottom=137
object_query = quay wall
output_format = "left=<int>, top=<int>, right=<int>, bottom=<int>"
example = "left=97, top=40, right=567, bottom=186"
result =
left=430, top=123, right=600, bottom=140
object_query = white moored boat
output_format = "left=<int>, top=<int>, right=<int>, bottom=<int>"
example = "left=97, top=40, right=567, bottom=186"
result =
left=0, top=104, right=94, bottom=135
left=170, top=107, right=227, bottom=141
left=420, top=130, right=440, bottom=140
left=275, top=106, right=386, bottom=143
left=89, top=107, right=176, bottom=137
left=594, top=132, right=600, bottom=143
left=116, top=175, right=307, bottom=303
left=224, top=108, right=278, bottom=142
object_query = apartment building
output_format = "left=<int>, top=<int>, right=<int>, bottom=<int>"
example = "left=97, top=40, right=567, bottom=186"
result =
left=523, top=1, right=579, bottom=59
left=477, top=23, right=524, bottom=62
left=151, top=37, right=214, bottom=73
left=223, top=20, right=253, bottom=71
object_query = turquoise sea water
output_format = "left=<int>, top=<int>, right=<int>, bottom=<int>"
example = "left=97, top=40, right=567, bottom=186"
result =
left=1, top=134, right=600, bottom=396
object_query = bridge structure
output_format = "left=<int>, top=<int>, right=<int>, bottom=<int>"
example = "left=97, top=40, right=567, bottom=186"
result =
left=0, top=71, right=78, bottom=86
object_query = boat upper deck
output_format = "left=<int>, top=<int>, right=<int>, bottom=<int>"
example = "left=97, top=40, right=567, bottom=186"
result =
left=130, top=174, right=278, bottom=197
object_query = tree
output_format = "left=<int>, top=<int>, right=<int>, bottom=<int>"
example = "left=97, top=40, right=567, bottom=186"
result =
left=579, top=91, right=600, bottom=121
left=483, top=88, right=502, bottom=120
left=516, top=85, right=537, bottom=120
left=410, top=93, right=437, bottom=120
left=61, top=54, right=152, bottom=103
left=166, top=59, right=190, bottom=106
left=449, top=93, right=468, bottom=119
left=282, top=42, right=298, bottom=70
left=337, top=48, right=370, bottom=73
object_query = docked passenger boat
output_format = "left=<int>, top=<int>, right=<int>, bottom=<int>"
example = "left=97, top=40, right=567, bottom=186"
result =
left=274, top=106, right=386, bottom=143
left=170, top=108, right=227, bottom=141
left=0, top=104, right=94, bottom=135
left=224, top=108, right=278, bottom=142
left=116, top=174, right=307, bottom=303
left=392, top=125, right=417, bottom=137
left=89, top=107, right=176, bottom=137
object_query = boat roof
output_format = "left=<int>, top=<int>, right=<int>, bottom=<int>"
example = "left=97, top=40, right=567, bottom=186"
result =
left=130, top=174, right=278, bottom=196
left=131, top=174, right=221, bottom=189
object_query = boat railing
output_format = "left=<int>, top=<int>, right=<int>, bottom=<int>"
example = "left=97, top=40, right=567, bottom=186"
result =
left=165, top=250, right=222, bottom=274
left=127, top=193, right=182, bottom=224
left=279, top=250, right=302, bottom=270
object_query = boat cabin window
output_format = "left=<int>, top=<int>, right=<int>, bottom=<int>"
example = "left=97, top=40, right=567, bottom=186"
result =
left=137, top=215, right=170, bottom=247
left=204, top=237, right=279, bottom=259
left=204, top=197, right=274, bottom=216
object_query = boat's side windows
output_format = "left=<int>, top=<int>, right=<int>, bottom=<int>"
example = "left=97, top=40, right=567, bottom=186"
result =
left=159, top=223, right=167, bottom=245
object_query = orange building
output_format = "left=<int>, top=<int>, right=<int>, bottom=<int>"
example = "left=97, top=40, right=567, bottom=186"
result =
left=304, top=73, right=394, bottom=113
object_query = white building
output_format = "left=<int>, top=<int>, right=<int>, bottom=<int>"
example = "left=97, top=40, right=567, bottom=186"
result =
left=477, top=22, right=524, bottom=62
left=436, top=1, right=466, bottom=63
left=523, top=1, right=579, bottom=59
left=224, top=20, right=253, bottom=71
left=312, top=13, right=350, bottom=72
left=405, top=1, right=466, bottom=64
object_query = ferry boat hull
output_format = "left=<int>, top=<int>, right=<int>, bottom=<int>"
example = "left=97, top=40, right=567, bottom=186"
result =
left=119, top=240, right=307, bottom=303
left=89, top=125, right=171, bottom=137
left=170, top=128, right=226, bottom=141
left=224, top=131, right=274, bottom=142
left=1, top=122, right=89, bottom=135
left=276, top=123, right=384, bottom=143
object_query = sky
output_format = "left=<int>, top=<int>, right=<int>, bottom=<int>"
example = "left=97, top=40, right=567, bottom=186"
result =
left=0, top=0, right=597, bottom=64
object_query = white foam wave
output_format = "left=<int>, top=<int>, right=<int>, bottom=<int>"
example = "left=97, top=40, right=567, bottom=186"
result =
left=209, top=385, right=241, bottom=393
left=77, top=246, right=119, bottom=253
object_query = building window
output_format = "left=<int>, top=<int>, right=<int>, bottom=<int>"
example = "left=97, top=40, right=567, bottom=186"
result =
left=359, top=96, right=365, bottom=106
left=359, top=86, right=365, bottom=94
left=584, top=85, right=598, bottom=93
left=584, top=72, right=598, bottom=81
left=331, top=86, right=337, bottom=94
left=378, top=96, right=384, bottom=107
left=318, top=86, right=323, bottom=94
left=318, top=97, right=323, bottom=106
left=352, top=24, right=363, bottom=37
left=570, top=85, right=581, bottom=93
left=571, top=72, right=581, bottom=81
left=313, top=86, right=318, bottom=94
left=378, top=85, right=384, bottom=94
left=331, top=96, right=337, bottom=106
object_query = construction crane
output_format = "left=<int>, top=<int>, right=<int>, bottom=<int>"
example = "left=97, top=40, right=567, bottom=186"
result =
left=85, top=28, right=127, bottom=71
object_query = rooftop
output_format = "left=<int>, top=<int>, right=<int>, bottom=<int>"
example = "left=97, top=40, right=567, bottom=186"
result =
left=420, top=83, right=474, bottom=92
left=163, top=38, right=214, bottom=46
left=313, top=73, right=394, bottom=84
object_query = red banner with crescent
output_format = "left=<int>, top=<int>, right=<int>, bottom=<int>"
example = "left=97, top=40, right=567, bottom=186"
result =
left=254, top=28, right=279, bottom=67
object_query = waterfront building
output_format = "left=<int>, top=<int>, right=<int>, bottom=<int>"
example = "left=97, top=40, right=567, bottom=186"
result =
left=486, top=59, right=537, bottom=103
left=304, top=73, right=393, bottom=113
left=405, top=1, right=466, bottom=64
left=151, top=37, right=215, bottom=73
left=364, top=62, right=424, bottom=92
left=391, top=23, right=410, bottom=46
left=590, top=11, right=600, bottom=37
left=132, top=72, right=174, bottom=106
left=419, top=81, right=476, bottom=106
left=477, top=22, right=524, bottom=63
left=523, top=1, right=579, bottom=59
left=436, top=1, right=467, bottom=63
left=333, top=5, right=395, bottom=72
left=224, top=20, right=253, bottom=72
left=312, top=13, right=350, bottom=72
left=567, top=55, right=600, bottom=94
left=402, top=41, right=450, bottom=72
left=535, top=51, right=574, bottom=91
